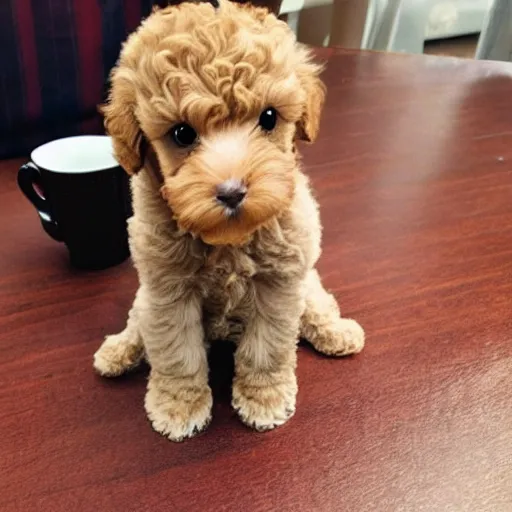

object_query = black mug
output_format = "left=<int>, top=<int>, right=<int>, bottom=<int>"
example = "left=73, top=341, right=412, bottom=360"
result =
left=18, top=136, right=132, bottom=270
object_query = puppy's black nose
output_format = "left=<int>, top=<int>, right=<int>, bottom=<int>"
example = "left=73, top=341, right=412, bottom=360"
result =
left=216, top=180, right=247, bottom=209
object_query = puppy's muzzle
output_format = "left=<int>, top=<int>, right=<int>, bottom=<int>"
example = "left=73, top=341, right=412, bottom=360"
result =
left=216, top=179, right=247, bottom=210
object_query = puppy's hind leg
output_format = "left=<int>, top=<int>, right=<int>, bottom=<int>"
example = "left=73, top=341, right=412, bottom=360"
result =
left=300, top=270, right=365, bottom=356
left=93, top=289, right=144, bottom=377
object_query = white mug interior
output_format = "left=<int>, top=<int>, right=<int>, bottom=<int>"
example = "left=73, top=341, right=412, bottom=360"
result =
left=31, top=136, right=119, bottom=174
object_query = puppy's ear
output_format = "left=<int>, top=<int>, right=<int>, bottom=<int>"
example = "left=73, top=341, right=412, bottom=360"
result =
left=296, top=61, right=326, bottom=143
left=101, top=72, right=145, bottom=175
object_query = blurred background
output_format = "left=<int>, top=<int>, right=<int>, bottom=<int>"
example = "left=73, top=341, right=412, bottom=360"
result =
left=1, top=0, right=509, bottom=160
left=284, top=0, right=492, bottom=56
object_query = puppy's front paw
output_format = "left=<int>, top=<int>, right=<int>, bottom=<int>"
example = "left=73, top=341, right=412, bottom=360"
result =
left=232, top=373, right=297, bottom=432
left=145, top=373, right=212, bottom=442
left=93, top=333, right=144, bottom=377
left=312, top=318, right=365, bottom=356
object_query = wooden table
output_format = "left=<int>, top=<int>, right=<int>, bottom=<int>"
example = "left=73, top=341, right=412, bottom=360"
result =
left=1, top=49, right=511, bottom=512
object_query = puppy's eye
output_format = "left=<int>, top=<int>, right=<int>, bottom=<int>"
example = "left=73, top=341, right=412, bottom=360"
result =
left=258, top=107, right=277, bottom=131
left=171, top=123, right=197, bottom=147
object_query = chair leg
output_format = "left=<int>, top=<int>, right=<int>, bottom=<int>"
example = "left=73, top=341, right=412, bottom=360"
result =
left=364, top=0, right=428, bottom=54
left=476, top=0, right=512, bottom=61
left=286, top=10, right=300, bottom=36
left=329, top=0, right=370, bottom=48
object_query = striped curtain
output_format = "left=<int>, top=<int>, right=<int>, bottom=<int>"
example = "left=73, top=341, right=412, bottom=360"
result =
left=0, top=0, right=155, bottom=159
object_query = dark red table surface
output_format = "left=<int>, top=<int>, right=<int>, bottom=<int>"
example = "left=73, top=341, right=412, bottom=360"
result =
left=1, top=48, right=511, bottom=512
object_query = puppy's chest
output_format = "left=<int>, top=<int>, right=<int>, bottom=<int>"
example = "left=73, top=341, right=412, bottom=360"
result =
left=197, top=233, right=304, bottom=342
left=199, top=247, right=256, bottom=313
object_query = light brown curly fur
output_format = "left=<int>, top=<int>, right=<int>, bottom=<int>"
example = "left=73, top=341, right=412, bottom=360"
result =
left=93, top=0, right=364, bottom=441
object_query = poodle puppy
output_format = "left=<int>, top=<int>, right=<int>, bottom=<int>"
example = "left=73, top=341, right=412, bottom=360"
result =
left=94, top=0, right=364, bottom=441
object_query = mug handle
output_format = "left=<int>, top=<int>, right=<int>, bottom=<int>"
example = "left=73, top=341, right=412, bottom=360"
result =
left=17, top=162, right=62, bottom=241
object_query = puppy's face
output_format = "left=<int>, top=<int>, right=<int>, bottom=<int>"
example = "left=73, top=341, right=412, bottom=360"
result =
left=155, top=111, right=297, bottom=246
left=104, top=1, right=325, bottom=245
